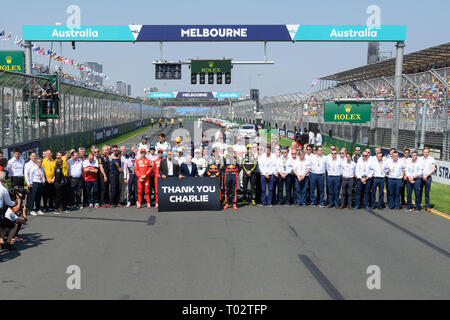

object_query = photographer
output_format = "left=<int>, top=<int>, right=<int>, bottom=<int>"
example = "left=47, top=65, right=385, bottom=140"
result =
left=1, top=195, right=27, bottom=251
left=0, top=171, right=16, bottom=217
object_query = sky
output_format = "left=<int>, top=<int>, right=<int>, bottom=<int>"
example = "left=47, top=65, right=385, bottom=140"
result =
left=1, top=0, right=449, bottom=98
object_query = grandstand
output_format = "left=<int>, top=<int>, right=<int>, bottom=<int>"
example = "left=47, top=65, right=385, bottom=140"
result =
left=231, top=42, right=449, bottom=160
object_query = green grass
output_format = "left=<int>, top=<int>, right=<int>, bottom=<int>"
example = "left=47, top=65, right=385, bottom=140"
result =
left=85, top=124, right=154, bottom=154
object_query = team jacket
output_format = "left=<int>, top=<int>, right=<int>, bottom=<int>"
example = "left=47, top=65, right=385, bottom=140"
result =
left=152, top=156, right=164, bottom=178
left=206, top=156, right=223, bottom=177
left=223, top=155, right=240, bottom=173
left=134, top=158, right=152, bottom=179
left=242, top=152, right=257, bottom=174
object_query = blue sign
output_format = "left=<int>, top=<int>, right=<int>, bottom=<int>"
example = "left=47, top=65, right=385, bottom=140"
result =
left=149, top=92, right=241, bottom=99
left=23, top=25, right=406, bottom=42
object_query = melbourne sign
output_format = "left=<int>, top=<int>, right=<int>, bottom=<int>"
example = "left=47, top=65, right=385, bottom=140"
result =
left=23, top=25, right=407, bottom=42
left=157, top=177, right=221, bottom=212
left=0, top=50, right=24, bottom=73
left=149, top=91, right=240, bottom=99
left=324, top=102, right=371, bottom=123
left=191, top=60, right=231, bottom=73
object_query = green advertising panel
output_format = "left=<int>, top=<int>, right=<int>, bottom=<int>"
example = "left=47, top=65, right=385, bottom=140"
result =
left=324, top=101, right=371, bottom=123
left=0, top=50, right=24, bottom=73
left=191, top=59, right=231, bottom=73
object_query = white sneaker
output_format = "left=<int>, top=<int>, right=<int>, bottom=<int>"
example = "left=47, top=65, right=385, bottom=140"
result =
left=30, top=211, right=37, bottom=216
left=126, top=202, right=131, bottom=208
left=136, top=203, right=141, bottom=209
left=147, top=203, right=152, bottom=209
left=37, top=210, right=44, bottom=215
left=155, top=203, right=158, bottom=209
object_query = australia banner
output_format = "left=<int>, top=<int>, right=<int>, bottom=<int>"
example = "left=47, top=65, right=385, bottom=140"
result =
left=157, top=177, right=221, bottom=212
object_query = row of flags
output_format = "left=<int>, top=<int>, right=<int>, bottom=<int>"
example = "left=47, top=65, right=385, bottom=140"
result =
left=1, top=29, right=108, bottom=80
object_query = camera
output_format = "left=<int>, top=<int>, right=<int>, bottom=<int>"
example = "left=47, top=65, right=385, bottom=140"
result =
left=9, top=186, right=29, bottom=200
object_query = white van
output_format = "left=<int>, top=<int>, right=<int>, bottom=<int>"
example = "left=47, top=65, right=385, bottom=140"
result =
left=239, top=124, right=257, bottom=138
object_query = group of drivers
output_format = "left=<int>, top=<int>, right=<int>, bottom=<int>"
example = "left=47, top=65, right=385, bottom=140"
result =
left=151, top=118, right=184, bottom=128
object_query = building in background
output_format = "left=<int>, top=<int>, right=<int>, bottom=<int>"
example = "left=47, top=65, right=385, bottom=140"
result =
left=116, top=80, right=127, bottom=96
left=127, top=84, right=131, bottom=97
left=80, top=62, right=103, bottom=86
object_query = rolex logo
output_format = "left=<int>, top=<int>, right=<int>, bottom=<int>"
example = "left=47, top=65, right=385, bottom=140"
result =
left=208, top=61, right=214, bottom=67
left=5, top=56, right=12, bottom=64
left=344, top=104, right=352, bottom=113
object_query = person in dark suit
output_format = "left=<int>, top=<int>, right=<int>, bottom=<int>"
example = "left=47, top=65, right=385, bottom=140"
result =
left=159, top=150, right=179, bottom=178
left=179, top=155, right=198, bottom=178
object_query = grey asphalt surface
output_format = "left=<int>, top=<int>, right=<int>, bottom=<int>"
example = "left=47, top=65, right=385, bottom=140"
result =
left=1, top=121, right=449, bottom=300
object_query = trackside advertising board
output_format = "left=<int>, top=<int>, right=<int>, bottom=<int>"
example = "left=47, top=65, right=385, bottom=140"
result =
left=0, top=50, right=24, bottom=72
left=23, top=25, right=407, bottom=42
left=324, top=102, right=371, bottom=123
left=157, top=177, right=221, bottom=211
left=149, top=92, right=241, bottom=99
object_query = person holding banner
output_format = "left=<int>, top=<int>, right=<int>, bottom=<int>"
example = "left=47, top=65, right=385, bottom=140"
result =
left=135, top=149, right=152, bottom=209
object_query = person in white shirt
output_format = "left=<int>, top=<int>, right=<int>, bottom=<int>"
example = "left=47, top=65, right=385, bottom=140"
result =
left=192, top=149, right=207, bottom=177
left=309, top=130, right=315, bottom=146
left=325, top=149, right=343, bottom=208
left=68, top=151, right=84, bottom=209
left=405, top=151, right=423, bottom=212
left=155, top=133, right=170, bottom=153
left=419, top=147, right=436, bottom=212
left=293, top=151, right=311, bottom=206
left=29, top=158, right=46, bottom=215
left=0, top=171, right=16, bottom=213
left=173, top=148, right=186, bottom=166
left=309, top=146, right=326, bottom=207
left=7, top=148, right=25, bottom=188
left=400, top=148, right=411, bottom=208
left=355, top=151, right=374, bottom=210
left=340, top=152, right=356, bottom=209
left=137, top=135, right=151, bottom=156
left=258, top=146, right=277, bottom=206
left=370, top=152, right=386, bottom=209
left=276, top=148, right=294, bottom=205
left=384, top=151, right=405, bottom=210
left=315, top=129, right=322, bottom=146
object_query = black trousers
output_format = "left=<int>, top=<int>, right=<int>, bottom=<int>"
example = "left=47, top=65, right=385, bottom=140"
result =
left=43, top=181, right=55, bottom=209
left=109, top=174, right=120, bottom=205
left=70, top=177, right=83, bottom=206
left=54, top=182, right=67, bottom=210
left=225, top=172, right=238, bottom=204
left=242, top=171, right=257, bottom=201
left=127, top=173, right=138, bottom=203
left=99, top=172, right=110, bottom=205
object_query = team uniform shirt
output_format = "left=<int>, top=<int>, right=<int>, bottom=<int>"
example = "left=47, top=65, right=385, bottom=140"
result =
left=325, top=157, right=343, bottom=176
left=276, top=156, right=294, bottom=175
left=156, top=141, right=171, bottom=153
left=68, top=159, right=83, bottom=178
left=62, top=157, right=69, bottom=177
left=173, top=156, right=185, bottom=166
left=192, top=157, right=207, bottom=176
left=383, top=158, right=405, bottom=179
left=24, top=160, right=37, bottom=186
left=309, top=131, right=315, bottom=145
left=42, top=158, right=56, bottom=181
left=355, top=158, right=374, bottom=179
left=120, top=154, right=128, bottom=171
left=134, top=158, right=152, bottom=178
left=233, top=144, right=247, bottom=160
left=405, top=159, right=423, bottom=179
left=7, top=157, right=25, bottom=177
left=315, top=133, right=323, bottom=146
left=29, top=165, right=46, bottom=183
left=401, top=156, right=412, bottom=167
left=146, top=153, right=158, bottom=162
left=137, top=142, right=150, bottom=155
left=310, top=155, right=326, bottom=175
left=83, top=159, right=99, bottom=181
left=341, top=160, right=357, bottom=178
left=124, top=157, right=137, bottom=180
left=109, top=158, right=122, bottom=176
left=371, top=158, right=387, bottom=178
left=420, top=156, right=436, bottom=177
left=304, top=153, right=314, bottom=162
left=292, top=158, right=311, bottom=176
left=98, top=154, right=110, bottom=176
left=258, top=153, right=277, bottom=176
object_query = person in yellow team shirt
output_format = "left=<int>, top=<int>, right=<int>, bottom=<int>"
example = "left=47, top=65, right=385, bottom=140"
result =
left=56, top=151, right=69, bottom=177
left=42, top=149, right=56, bottom=212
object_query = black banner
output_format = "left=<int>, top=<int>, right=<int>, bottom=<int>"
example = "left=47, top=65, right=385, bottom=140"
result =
left=157, top=177, right=221, bottom=212
left=6, top=141, right=41, bottom=159
left=287, top=130, right=295, bottom=139
left=278, top=128, right=286, bottom=137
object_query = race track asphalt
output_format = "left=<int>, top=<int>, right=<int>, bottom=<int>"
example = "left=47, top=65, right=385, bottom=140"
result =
left=1, top=121, right=448, bottom=300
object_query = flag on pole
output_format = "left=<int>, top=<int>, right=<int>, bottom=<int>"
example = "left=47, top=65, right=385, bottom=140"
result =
left=2, top=33, right=11, bottom=41
left=311, top=78, right=318, bottom=87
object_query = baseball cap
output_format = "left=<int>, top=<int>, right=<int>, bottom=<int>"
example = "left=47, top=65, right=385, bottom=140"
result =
left=141, top=135, right=148, bottom=140
left=150, top=145, right=155, bottom=150
left=246, top=144, right=252, bottom=149
left=194, top=149, right=200, bottom=154
left=140, top=149, right=146, bottom=153
left=129, top=152, right=136, bottom=159
left=177, top=147, right=183, bottom=152
left=175, top=136, right=182, bottom=143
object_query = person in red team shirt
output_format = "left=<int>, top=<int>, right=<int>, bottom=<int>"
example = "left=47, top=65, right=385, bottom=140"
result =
left=135, top=149, right=152, bottom=209
left=152, top=149, right=165, bottom=209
